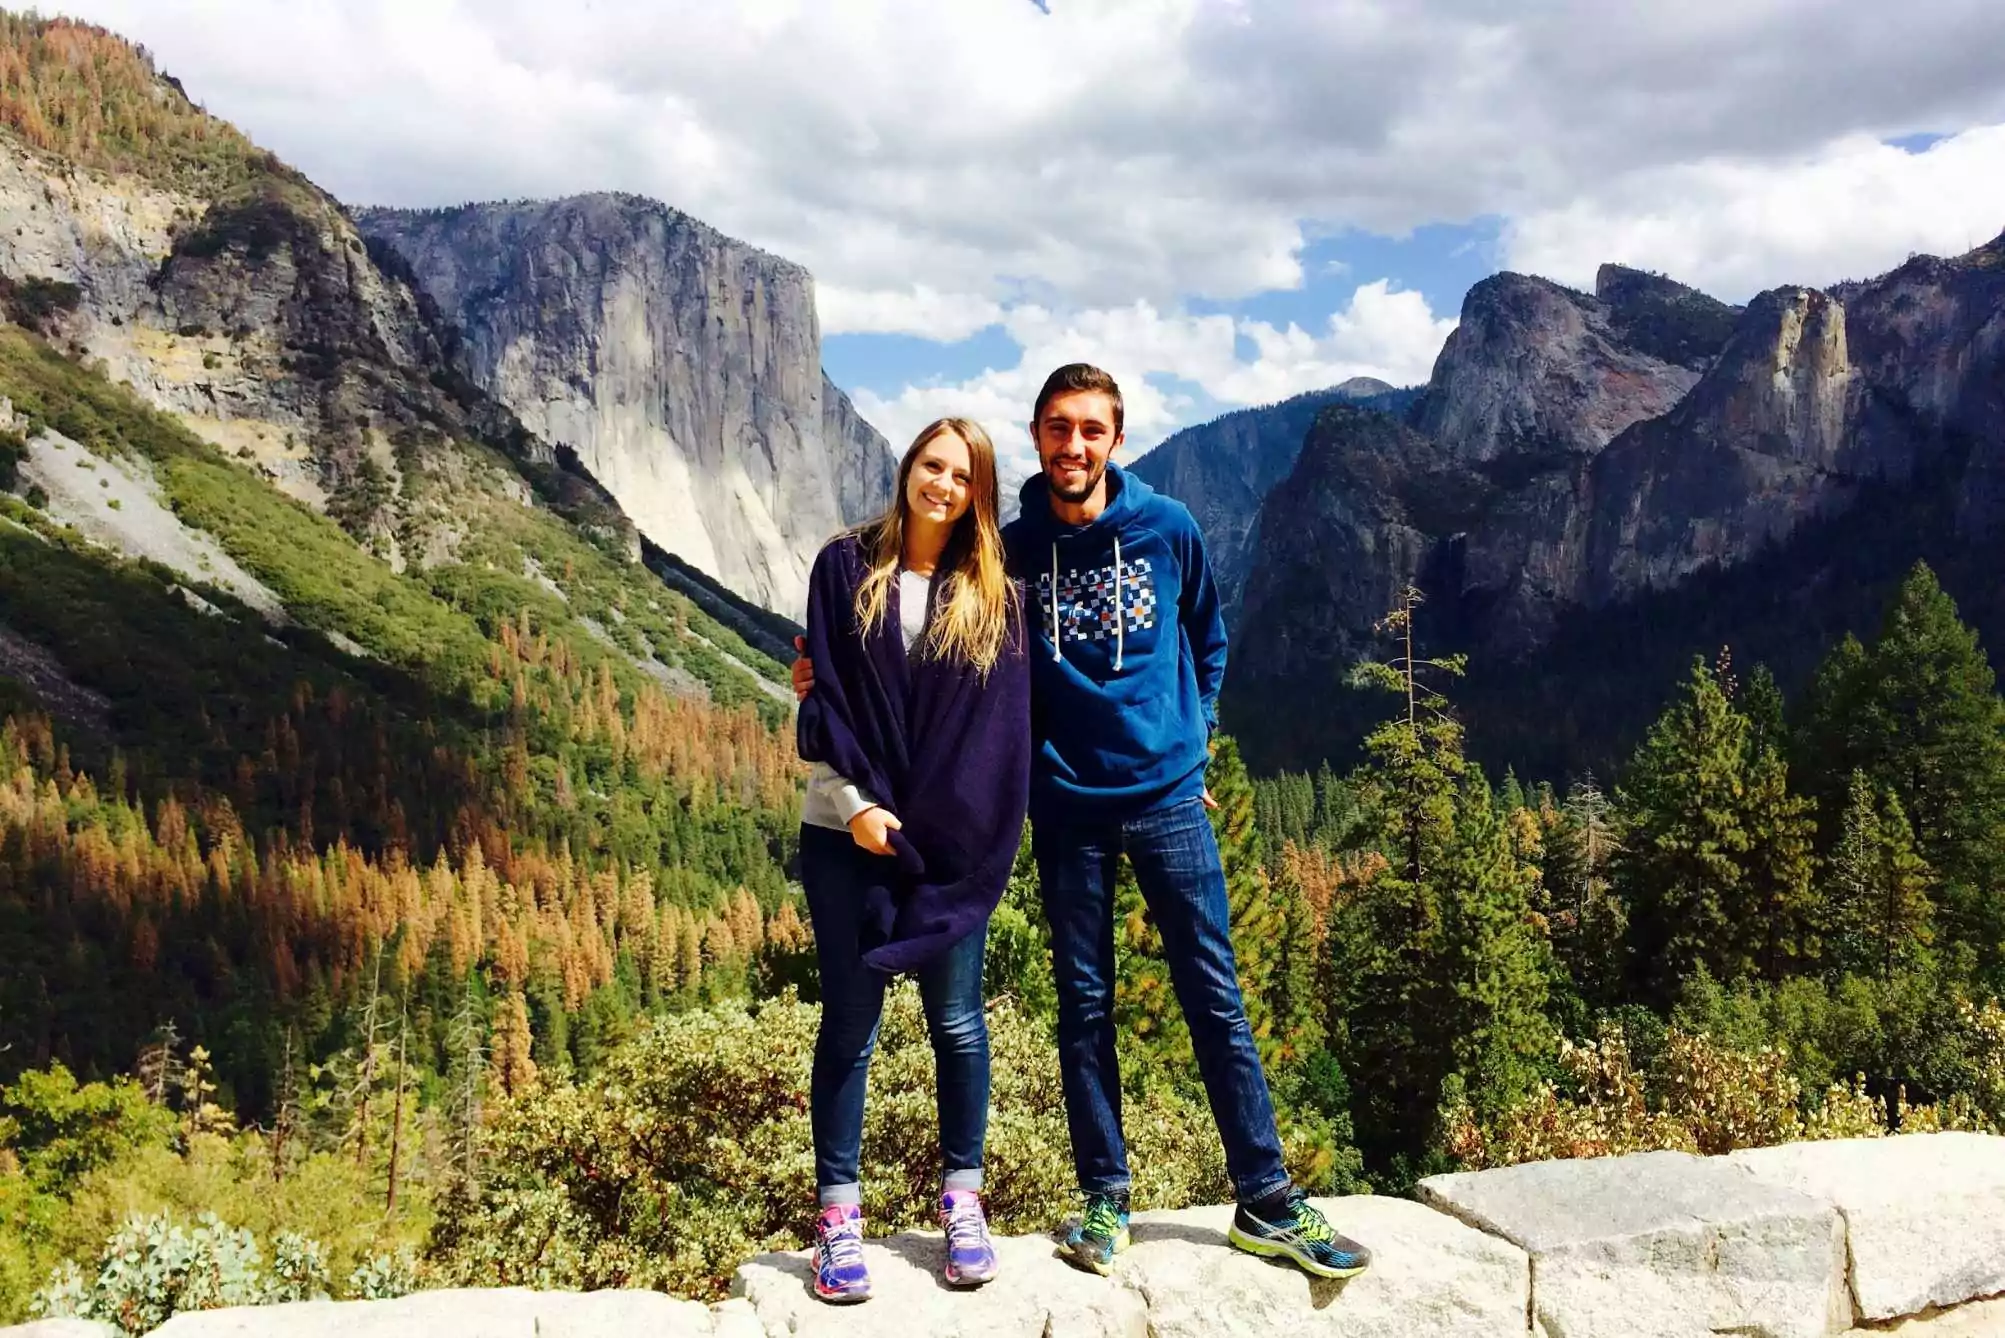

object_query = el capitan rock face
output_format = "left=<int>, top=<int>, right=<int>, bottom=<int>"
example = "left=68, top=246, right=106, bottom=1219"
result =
left=356, top=195, right=895, bottom=616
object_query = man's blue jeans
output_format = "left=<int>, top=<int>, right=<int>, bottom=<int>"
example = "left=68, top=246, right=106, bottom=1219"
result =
left=799, top=823, right=989, bottom=1203
left=1033, top=794, right=1290, bottom=1204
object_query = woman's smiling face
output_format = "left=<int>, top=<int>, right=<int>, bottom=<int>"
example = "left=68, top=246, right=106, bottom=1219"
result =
left=905, top=428, right=974, bottom=528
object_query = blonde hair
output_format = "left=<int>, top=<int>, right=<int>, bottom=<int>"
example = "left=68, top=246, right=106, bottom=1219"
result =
left=852, top=417, right=1015, bottom=675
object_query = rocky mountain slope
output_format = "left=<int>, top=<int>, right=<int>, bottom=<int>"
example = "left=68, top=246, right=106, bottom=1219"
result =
left=1228, top=240, right=2005, bottom=775
left=0, top=18, right=806, bottom=697
left=355, top=196, right=895, bottom=617
left=1130, top=379, right=1419, bottom=616
left=0, top=50, right=632, bottom=567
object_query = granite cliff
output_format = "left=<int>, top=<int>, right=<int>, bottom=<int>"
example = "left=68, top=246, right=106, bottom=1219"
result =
left=1225, top=236, right=2005, bottom=774
left=0, top=18, right=806, bottom=707
left=1130, top=380, right=1419, bottom=618
left=355, top=196, right=896, bottom=617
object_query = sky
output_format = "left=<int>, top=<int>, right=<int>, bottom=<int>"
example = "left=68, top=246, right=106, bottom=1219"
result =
left=60, top=0, right=2005, bottom=484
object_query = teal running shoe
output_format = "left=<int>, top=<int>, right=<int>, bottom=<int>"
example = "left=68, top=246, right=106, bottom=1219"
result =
left=1061, top=1190, right=1131, bottom=1276
left=1228, top=1189, right=1372, bottom=1279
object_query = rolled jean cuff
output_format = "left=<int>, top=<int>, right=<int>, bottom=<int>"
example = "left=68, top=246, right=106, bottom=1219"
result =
left=1080, top=1176, right=1132, bottom=1197
left=818, top=1182, right=863, bottom=1208
left=1237, top=1174, right=1293, bottom=1206
left=943, top=1167, right=984, bottom=1194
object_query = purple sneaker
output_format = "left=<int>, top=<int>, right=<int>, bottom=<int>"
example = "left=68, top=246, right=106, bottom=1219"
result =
left=940, top=1189, right=998, bottom=1287
left=813, top=1204, right=871, bottom=1303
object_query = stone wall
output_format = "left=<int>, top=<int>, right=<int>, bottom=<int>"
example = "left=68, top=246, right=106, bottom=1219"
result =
left=11, top=1134, right=2003, bottom=1337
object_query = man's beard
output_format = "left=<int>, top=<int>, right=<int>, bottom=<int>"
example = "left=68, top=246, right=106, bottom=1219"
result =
left=1044, top=456, right=1107, bottom=505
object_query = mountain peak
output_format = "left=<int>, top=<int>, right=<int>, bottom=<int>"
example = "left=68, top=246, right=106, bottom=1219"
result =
left=1594, top=263, right=1742, bottom=370
left=1416, top=270, right=1699, bottom=463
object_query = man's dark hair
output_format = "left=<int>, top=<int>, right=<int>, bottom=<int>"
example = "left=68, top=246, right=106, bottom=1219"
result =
left=1032, top=363, right=1124, bottom=437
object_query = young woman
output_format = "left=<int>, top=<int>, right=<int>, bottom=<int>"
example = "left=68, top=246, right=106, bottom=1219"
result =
left=794, top=417, right=1031, bottom=1303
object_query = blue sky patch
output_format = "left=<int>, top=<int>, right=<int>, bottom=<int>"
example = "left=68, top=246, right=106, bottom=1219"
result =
left=825, top=217, right=1505, bottom=409
left=1885, top=131, right=1950, bottom=153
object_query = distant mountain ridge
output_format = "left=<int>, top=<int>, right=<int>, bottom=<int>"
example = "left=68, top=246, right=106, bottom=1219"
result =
left=1225, top=234, right=2005, bottom=776
left=1129, top=378, right=1419, bottom=616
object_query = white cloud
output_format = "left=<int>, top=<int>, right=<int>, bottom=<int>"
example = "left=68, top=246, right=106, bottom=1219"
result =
left=64, top=0, right=2005, bottom=319
left=816, top=285, right=1003, bottom=340
left=1211, top=282, right=1456, bottom=406
left=853, top=279, right=1456, bottom=490
left=1504, top=126, right=2005, bottom=300
left=56, top=0, right=2005, bottom=446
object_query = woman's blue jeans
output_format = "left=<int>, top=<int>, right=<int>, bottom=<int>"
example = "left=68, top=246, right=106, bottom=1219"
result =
left=799, top=823, right=990, bottom=1204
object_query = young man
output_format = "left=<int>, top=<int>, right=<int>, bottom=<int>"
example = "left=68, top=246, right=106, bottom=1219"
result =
left=795, top=364, right=1370, bottom=1281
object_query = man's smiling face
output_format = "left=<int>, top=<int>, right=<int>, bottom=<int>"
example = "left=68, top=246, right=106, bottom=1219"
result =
left=1033, top=388, right=1122, bottom=505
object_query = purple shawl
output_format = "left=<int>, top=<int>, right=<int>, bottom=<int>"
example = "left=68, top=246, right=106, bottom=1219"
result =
left=796, top=533, right=1031, bottom=973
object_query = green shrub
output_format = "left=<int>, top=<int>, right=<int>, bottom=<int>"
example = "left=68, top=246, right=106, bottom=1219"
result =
left=265, top=1232, right=331, bottom=1303
left=434, top=987, right=1231, bottom=1300
left=31, top=1212, right=272, bottom=1334
left=0, top=426, right=22, bottom=489
left=0, top=274, right=83, bottom=333
left=49, top=1131, right=428, bottom=1299
left=1, top=1067, right=176, bottom=1193
left=0, top=1064, right=426, bottom=1324
left=346, top=1245, right=419, bottom=1301
left=1441, top=1020, right=1979, bottom=1171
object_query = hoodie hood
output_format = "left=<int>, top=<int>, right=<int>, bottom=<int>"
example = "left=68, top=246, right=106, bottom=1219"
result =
left=1013, top=460, right=1156, bottom=542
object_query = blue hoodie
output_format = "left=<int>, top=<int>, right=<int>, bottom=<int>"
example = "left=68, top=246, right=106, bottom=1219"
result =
left=1002, top=460, right=1227, bottom=822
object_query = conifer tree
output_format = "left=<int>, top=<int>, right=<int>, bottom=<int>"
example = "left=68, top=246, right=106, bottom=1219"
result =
left=1497, top=767, right=1526, bottom=816
left=1312, top=760, right=1352, bottom=850
left=1268, top=859, right=1325, bottom=1066
left=1435, top=770, right=1553, bottom=1123
left=491, top=990, right=536, bottom=1097
left=1826, top=770, right=1935, bottom=981
left=1615, top=656, right=1754, bottom=1001
left=1209, top=736, right=1288, bottom=1065
left=1797, top=631, right=1871, bottom=820
left=1331, top=588, right=1472, bottom=1155
left=1543, top=777, right=1627, bottom=1012
left=1737, top=712, right=1820, bottom=982
left=1851, top=565, right=2005, bottom=969
left=443, top=981, right=487, bottom=1192
left=1741, top=663, right=1788, bottom=757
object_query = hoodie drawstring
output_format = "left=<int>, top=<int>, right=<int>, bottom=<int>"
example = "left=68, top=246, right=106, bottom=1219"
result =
left=1049, top=542, right=1063, bottom=663
left=1112, top=534, right=1124, bottom=672
left=1048, top=536, right=1125, bottom=671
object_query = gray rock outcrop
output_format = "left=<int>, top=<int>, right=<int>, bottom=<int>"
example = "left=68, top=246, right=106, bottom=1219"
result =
left=1421, top=1149, right=1849, bottom=1338
left=355, top=194, right=896, bottom=615
left=15, top=1137, right=2005, bottom=1338
left=1129, top=387, right=1360, bottom=617
left=145, top=1289, right=720, bottom=1338
left=733, top=1196, right=1526, bottom=1338
left=1412, top=272, right=1707, bottom=466
left=1130, top=381, right=1418, bottom=618
left=0, top=134, right=627, bottom=566
left=1731, top=1133, right=2005, bottom=1323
